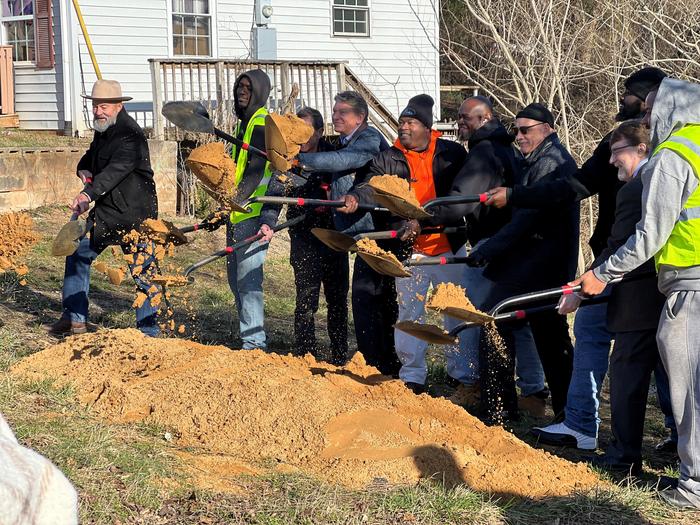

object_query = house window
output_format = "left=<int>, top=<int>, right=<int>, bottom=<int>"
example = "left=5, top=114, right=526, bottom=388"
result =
left=172, top=0, right=211, bottom=56
left=332, top=0, right=369, bottom=37
left=2, top=0, right=35, bottom=62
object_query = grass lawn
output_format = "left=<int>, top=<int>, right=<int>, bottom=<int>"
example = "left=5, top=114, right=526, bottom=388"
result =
left=1, top=205, right=698, bottom=524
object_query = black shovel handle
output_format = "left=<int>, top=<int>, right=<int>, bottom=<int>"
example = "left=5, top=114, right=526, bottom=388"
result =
left=214, top=128, right=268, bottom=160
left=184, top=214, right=306, bottom=277
left=423, top=194, right=488, bottom=209
left=248, top=196, right=388, bottom=212
left=407, top=256, right=469, bottom=267
left=449, top=296, right=611, bottom=337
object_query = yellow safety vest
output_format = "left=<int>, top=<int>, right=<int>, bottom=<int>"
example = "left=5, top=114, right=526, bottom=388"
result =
left=654, top=124, right=700, bottom=269
left=230, top=107, right=272, bottom=224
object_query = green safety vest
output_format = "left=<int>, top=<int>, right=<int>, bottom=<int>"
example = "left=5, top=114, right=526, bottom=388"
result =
left=654, top=124, right=700, bottom=269
left=230, top=107, right=272, bottom=224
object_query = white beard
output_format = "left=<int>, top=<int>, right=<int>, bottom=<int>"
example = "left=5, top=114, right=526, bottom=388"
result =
left=93, top=113, right=118, bottom=133
left=617, top=167, right=631, bottom=182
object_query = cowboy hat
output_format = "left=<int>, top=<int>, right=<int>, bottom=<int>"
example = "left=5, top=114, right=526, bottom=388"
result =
left=81, top=79, right=132, bottom=102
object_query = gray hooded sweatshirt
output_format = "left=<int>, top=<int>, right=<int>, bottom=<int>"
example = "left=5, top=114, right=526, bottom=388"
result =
left=594, top=78, right=700, bottom=295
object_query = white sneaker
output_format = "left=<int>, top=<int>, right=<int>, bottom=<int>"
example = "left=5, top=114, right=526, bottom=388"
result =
left=531, top=422, right=597, bottom=450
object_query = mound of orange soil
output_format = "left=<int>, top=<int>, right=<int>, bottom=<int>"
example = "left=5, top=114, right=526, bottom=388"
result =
left=0, top=212, right=39, bottom=277
left=11, top=329, right=598, bottom=498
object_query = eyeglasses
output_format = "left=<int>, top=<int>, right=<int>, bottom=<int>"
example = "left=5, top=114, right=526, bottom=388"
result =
left=610, top=143, right=638, bottom=155
left=514, top=122, right=546, bottom=135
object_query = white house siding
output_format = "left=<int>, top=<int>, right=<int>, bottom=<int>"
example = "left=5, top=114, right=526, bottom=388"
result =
left=69, top=0, right=170, bottom=132
left=11, top=0, right=64, bottom=130
left=217, top=0, right=441, bottom=119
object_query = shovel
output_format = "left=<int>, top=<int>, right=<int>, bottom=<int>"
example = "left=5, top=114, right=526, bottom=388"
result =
left=369, top=188, right=488, bottom=220
left=162, top=101, right=311, bottom=173
left=152, top=214, right=307, bottom=287
left=51, top=212, right=88, bottom=256
left=311, top=225, right=468, bottom=253
left=394, top=273, right=654, bottom=344
left=246, top=196, right=389, bottom=213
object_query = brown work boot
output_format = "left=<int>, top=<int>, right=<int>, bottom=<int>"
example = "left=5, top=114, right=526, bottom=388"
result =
left=449, top=382, right=481, bottom=407
left=48, top=317, right=87, bottom=337
left=518, top=394, right=547, bottom=418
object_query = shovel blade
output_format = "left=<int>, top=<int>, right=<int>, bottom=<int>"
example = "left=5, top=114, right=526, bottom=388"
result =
left=151, top=274, right=194, bottom=287
left=356, top=250, right=411, bottom=277
left=371, top=190, right=432, bottom=220
left=51, top=219, right=86, bottom=256
left=427, top=305, right=494, bottom=324
left=394, top=321, right=457, bottom=345
left=264, top=113, right=314, bottom=172
left=311, top=228, right=358, bottom=252
left=162, top=101, right=215, bottom=134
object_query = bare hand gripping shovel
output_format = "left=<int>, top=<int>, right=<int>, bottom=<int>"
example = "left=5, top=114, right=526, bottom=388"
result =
left=51, top=212, right=88, bottom=256
left=394, top=273, right=654, bottom=344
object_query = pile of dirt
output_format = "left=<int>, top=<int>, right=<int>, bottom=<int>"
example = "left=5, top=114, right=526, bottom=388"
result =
left=185, top=142, right=238, bottom=205
left=12, top=329, right=599, bottom=499
left=265, top=113, right=314, bottom=172
left=368, top=175, right=421, bottom=208
left=0, top=212, right=39, bottom=281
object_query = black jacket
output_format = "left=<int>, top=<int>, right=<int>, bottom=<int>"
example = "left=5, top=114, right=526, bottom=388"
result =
left=351, top=137, right=467, bottom=259
left=79, top=108, right=157, bottom=252
left=421, top=119, right=517, bottom=246
left=232, top=69, right=272, bottom=202
left=474, top=134, right=580, bottom=291
left=591, top=174, right=664, bottom=333
left=509, top=132, right=624, bottom=257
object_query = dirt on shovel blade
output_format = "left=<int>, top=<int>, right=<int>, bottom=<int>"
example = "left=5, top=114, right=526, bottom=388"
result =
left=355, top=238, right=402, bottom=266
left=265, top=113, right=314, bottom=171
left=185, top=142, right=238, bottom=204
left=0, top=212, right=40, bottom=273
left=368, top=175, right=421, bottom=208
left=11, top=329, right=600, bottom=498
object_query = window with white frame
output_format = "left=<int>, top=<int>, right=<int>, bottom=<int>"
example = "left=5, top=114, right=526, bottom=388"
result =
left=1, top=0, right=34, bottom=62
left=332, top=0, right=369, bottom=37
left=172, top=0, right=211, bottom=56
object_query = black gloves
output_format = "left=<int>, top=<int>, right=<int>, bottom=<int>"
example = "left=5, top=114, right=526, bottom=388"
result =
left=465, top=250, right=489, bottom=268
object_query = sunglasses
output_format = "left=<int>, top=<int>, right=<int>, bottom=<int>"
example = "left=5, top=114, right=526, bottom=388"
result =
left=514, top=122, right=547, bottom=135
left=610, top=143, right=639, bottom=155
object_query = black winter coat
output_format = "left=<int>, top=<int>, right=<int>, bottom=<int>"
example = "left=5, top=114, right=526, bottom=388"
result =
left=79, top=108, right=157, bottom=252
left=421, top=119, right=517, bottom=247
left=509, top=131, right=624, bottom=257
left=351, top=137, right=467, bottom=259
left=474, top=134, right=580, bottom=291
left=591, top=174, right=665, bottom=333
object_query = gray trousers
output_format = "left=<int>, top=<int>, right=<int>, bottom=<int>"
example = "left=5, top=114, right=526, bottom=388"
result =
left=657, top=290, right=700, bottom=508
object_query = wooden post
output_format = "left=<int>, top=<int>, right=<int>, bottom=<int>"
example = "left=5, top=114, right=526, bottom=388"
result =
left=150, top=60, right=164, bottom=139
left=336, top=63, right=347, bottom=92
left=280, top=62, right=290, bottom=112
left=215, top=61, right=225, bottom=128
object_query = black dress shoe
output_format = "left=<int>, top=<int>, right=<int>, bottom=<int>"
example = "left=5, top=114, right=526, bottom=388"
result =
left=655, top=437, right=678, bottom=454
left=404, top=381, right=426, bottom=395
left=591, top=454, right=642, bottom=476
left=659, top=488, right=698, bottom=509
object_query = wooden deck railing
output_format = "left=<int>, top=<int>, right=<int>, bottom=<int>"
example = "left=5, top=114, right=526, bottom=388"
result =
left=148, top=58, right=398, bottom=140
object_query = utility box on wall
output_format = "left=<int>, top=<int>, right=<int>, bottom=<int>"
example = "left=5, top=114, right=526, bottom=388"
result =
left=251, top=26, right=277, bottom=60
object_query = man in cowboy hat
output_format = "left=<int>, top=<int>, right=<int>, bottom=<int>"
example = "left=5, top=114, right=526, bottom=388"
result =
left=49, top=79, right=159, bottom=337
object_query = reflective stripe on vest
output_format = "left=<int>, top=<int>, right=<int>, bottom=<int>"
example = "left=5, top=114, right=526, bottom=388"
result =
left=230, top=107, right=272, bottom=224
left=654, top=124, right=700, bottom=269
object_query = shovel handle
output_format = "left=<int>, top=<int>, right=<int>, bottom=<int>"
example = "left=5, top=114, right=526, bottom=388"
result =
left=407, top=256, right=469, bottom=267
left=184, top=214, right=306, bottom=277
left=248, top=196, right=388, bottom=212
left=214, top=128, right=268, bottom=160
left=423, top=194, right=488, bottom=210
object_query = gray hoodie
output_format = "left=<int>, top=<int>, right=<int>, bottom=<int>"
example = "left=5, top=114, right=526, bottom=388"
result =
left=594, top=78, right=700, bottom=294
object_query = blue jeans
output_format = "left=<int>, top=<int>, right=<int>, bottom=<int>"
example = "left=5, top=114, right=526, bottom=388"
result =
left=226, top=217, right=268, bottom=349
left=514, top=325, right=545, bottom=397
left=459, top=264, right=493, bottom=385
left=564, top=288, right=613, bottom=437
left=655, top=360, right=679, bottom=441
left=62, top=236, right=160, bottom=336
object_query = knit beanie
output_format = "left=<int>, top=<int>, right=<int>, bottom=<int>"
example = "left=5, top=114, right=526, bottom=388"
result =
left=400, top=94, right=434, bottom=129
left=624, top=67, right=667, bottom=101
left=516, top=103, right=555, bottom=127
